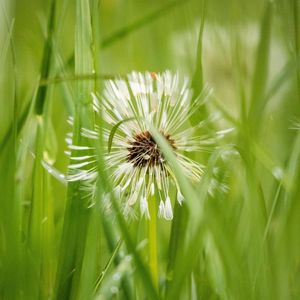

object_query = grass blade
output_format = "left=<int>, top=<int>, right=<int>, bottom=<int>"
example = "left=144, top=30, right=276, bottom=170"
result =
left=54, top=0, right=96, bottom=298
left=35, top=0, right=56, bottom=115
left=101, top=0, right=189, bottom=48
left=248, top=0, right=273, bottom=128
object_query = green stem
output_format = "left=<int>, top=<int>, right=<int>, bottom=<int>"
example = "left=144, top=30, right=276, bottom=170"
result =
left=148, top=194, right=158, bottom=289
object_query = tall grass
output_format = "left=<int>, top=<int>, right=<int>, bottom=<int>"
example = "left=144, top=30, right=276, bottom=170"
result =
left=1, top=0, right=300, bottom=299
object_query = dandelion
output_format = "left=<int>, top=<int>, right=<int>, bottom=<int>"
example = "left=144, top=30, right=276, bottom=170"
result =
left=67, top=71, right=216, bottom=220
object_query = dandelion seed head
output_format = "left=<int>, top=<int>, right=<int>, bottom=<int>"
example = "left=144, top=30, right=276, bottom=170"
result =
left=65, top=71, right=225, bottom=220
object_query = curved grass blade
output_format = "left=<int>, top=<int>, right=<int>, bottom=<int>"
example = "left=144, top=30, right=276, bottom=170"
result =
left=101, top=0, right=189, bottom=48
left=108, top=117, right=136, bottom=153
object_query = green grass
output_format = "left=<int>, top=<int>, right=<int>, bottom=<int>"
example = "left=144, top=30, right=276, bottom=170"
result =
left=1, top=0, right=300, bottom=299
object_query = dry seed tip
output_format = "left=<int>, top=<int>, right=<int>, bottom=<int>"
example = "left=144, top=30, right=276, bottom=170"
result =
left=127, top=131, right=176, bottom=168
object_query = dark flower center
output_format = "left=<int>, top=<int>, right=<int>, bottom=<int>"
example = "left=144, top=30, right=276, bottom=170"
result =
left=127, top=131, right=176, bottom=168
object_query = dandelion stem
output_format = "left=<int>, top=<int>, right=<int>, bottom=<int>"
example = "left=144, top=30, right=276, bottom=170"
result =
left=148, top=194, right=158, bottom=289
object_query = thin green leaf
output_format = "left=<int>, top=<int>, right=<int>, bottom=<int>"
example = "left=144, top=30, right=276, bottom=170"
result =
left=248, top=0, right=273, bottom=127
left=191, top=0, right=206, bottom=96
left=64, top=0, right=189, bottom=67
left=101, top=0, right=189, bottom=48
left=190, top=0, right=207, bottom=125
left=54, top=0, right=96, bottom=298
left=293, top=0, right=300, bottom=104
left=94, top=239, right=123, bottom=293
left=35, top=0, right=56, bottom=115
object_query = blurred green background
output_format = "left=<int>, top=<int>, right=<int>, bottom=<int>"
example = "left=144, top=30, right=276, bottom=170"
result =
left=1, top=0, right=300, bottom=299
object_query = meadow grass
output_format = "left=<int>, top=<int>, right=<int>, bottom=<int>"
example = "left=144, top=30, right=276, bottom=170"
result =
left=0, top=0, right=300, bottom=299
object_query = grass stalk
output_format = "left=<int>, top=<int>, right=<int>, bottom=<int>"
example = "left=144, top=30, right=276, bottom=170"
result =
left=148, top=194, right=158, bottom=290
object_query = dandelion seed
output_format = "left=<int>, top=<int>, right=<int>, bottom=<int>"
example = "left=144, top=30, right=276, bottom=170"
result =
left=67, top=71, right=217, bottom=219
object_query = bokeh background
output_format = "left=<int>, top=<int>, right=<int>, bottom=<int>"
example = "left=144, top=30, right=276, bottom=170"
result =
left=1, top=0, right=300, bottom=299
